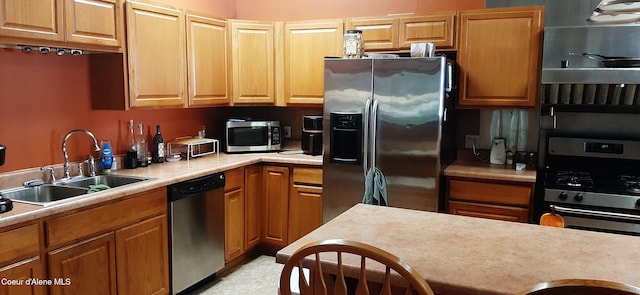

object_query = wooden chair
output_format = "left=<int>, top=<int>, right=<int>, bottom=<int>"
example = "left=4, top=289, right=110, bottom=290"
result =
left=279, top=239, right=434, bottom=295
left=517, top=279, right=640, bottom=295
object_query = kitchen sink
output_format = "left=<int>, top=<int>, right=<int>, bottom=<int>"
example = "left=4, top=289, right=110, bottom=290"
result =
left=0, top=185, right=88, bottom=205
left=62, top=174, right=149, bottom=189
left=0, top=174, right=150, bottom=205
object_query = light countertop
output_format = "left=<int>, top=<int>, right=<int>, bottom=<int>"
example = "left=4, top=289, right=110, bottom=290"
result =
left=276, top=204, right=640, bottom=295
left=444, top=160, right=537, bottom=183
left=0, top=151, right=322, bottom=228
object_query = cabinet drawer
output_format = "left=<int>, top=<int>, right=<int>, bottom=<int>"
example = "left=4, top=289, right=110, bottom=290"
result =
left=225, top=167, right=244, bottom=192
left=45, top=187, right=166, bottom=248
left=448, top=179, right=532, bottom=206
left=0, top=224, right=40, bottom=265
left=292, top=167, right=322, bottom=185
left=448, top=200, right=529, bottom=222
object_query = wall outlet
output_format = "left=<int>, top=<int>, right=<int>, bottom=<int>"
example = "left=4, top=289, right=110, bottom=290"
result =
left=465, top=135, right=479, bottom=149
left=283, top=126, right=291, bottom=138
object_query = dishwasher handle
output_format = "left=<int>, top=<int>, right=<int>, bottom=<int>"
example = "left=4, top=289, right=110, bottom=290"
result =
left=168, top=172, right=225, bottom=202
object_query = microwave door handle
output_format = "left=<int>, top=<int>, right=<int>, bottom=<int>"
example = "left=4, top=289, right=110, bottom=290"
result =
left=267, top=122, right=272, bottom=150
left=363, top=98, right=372, bottom=176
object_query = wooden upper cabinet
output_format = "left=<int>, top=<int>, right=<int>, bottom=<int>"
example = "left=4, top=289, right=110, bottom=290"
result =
left=457, top=6, right=543, bottom=108
left=346, top=16, right=397, bottom=51
left=0, top=0, right=63, bottom=41
left=64, top=0, right=121, bottom=47
left=228, top=20, right=278, bottom=104
left=284, top=19, right=343, bottom=105
left=186, top=12, right=229, bottom=107
left=126, top=0, right=186, bottom=108
left=399, top=13, right=456, bottom=50
left=0, top=0, right=123, bottom=51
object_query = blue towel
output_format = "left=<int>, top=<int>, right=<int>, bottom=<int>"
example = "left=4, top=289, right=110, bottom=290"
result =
left=362, top=167, right=388, bottom=206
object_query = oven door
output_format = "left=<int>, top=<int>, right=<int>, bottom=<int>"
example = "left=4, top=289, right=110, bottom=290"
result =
left=551, top=205, right=640, bottom=236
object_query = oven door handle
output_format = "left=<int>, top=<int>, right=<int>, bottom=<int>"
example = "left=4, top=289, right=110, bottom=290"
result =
left=551, top=205, right=640, bottom=222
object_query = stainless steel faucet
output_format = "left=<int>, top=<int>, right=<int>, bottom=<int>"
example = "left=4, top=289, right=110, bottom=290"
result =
left=62, top=129, right=101, bottom=179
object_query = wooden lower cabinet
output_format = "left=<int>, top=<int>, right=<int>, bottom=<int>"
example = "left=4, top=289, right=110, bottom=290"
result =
left=244, top=166, right=262, bottom=250
left=115, top=215, right=169, bottom=295
left=0, top=223, right=45, bottom=295
left=224, top=166, right=263, bottom=261
left=44, top=188, right=169, bottom=295
left=288, top=167, right=323, bottom=243
left=224, top=168, right=245, bottom=261
left=262, top=165, right=290, bottom=248
left=446, top=178, right=534, bottom=223
left=0, top=258, right=46, bottom=295
left=48, top=233, right=117, bottom=295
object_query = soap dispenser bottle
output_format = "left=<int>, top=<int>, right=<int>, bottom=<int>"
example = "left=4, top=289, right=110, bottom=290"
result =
left=100, top=140, right=113, bottom=173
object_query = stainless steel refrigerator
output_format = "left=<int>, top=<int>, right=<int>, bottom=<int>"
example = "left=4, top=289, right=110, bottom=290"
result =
left=322, top=57, right=455, bottom=223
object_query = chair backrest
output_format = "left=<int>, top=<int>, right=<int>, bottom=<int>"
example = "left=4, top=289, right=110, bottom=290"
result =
left=279, top=239, right=434, bottom=295
left=517, top=279, right=640, bottom=295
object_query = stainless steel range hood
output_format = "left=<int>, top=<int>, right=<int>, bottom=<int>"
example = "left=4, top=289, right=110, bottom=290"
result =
left=542, top=25, right=640, bottom=85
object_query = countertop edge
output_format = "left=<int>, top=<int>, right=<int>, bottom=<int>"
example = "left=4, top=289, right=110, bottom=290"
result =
left=444, top=160, right=537, bottom=183
left=0, top=152, right=322, bottom=228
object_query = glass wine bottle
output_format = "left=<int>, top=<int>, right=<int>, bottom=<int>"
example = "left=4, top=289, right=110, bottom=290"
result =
left=152, top=125, right=165, bottom=163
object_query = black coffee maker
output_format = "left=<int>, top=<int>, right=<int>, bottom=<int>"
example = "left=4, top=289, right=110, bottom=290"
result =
left=302, top=116, right=322, bottom=156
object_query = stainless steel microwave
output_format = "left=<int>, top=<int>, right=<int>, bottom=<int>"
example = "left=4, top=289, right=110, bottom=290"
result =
left=225, top=120, right=281, bottom=153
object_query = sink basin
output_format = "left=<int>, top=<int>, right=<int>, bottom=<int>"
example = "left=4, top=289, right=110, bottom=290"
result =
left=0, top=174, right=150, bottom=205
left=0, top=185, right=88, bottom=205
left=62, top=174, right=149, bottom=189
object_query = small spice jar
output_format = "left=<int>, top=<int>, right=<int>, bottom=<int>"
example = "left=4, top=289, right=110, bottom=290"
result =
left=343, top=30, right=363, bottom=58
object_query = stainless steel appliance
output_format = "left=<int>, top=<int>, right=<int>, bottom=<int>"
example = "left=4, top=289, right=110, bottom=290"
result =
left=537, top=10, right=640, bottom=235
left=322, top=57, right=455, bottom=222
left=225, top=120, right=281, bottom=153
left=302, top=115, right=323, bottom=156
left=540, top=136, right=640, bottom=235
left=168, top=172, right=225, bottom=294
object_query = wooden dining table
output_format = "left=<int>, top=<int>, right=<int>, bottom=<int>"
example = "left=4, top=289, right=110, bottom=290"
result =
left=276, top=204, right=640, bottom=295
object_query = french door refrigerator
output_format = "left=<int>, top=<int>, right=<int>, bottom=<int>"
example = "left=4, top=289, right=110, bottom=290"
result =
left=322, top=57, right=455, bottom=223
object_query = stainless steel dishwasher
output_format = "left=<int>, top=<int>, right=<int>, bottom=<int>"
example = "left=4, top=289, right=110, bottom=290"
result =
left=168, top=172, right=225, bottom=295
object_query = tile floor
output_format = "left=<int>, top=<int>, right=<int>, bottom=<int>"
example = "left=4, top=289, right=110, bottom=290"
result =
left=191, top=255, right=284, bottom=295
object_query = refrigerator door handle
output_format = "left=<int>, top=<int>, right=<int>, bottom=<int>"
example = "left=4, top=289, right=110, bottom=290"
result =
left=363, top=98, right=372, bottom=175
left=371, top=99, right=380, bottom=169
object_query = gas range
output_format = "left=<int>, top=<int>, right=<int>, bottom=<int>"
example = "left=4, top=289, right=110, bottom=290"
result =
left=541, top=136, right=640, bottom=235
left=544, top=170, right=640, bottom=212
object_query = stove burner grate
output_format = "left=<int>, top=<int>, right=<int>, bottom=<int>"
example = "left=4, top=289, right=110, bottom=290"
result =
left=555, top=171, right=594, bottom=188
left=620, top=175, right=640, bottom=193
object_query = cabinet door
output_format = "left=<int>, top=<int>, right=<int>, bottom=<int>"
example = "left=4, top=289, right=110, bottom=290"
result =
left=399, top=13, right=456, bottom=50
left=448, top=200, right=529, bottom=222
left=0, top=0, right=63, bottom=41
left=115, top=215, right=169, bottom=295
left=186, top=12, right=229, bottom=106
left=126, top=0, right=186, bottom=108
left=346, top=17, right=398, bottom=51
left=0, top=258, right=46, bottom=295
left=64, top=0, right=121, bottom=47
left=228, top=20, right=276, bottom=104
left=48, top=233, right=117, bottom=295
left=457, top=7, right=542, bottom=108
left=288, top=167, right=323, bottom=243
left=288, top=185, right=322, bottom=243
left=244, top=165, right=262, bottom=250
left=284, top=19, right=343, bottom=105
left=224, top=168, right=245, bottom=261
left=262, top=165, right=289, bottom=248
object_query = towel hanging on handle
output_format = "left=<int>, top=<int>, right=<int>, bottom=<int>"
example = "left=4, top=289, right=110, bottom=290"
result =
left=363, top=167, right=388, bottom=206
